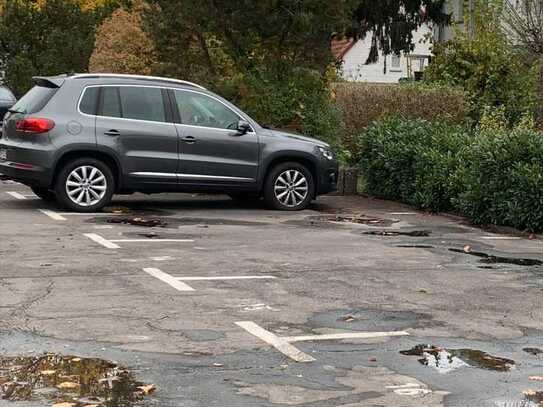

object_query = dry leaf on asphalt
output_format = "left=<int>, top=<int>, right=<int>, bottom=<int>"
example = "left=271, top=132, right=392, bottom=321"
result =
left=529, top=376, right=543, bottom=381
left=56, top=381, right=80, bottom=390
left=136, top=384, right=156, bottom=395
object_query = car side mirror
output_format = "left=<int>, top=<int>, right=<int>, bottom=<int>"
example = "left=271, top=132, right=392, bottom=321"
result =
left=236, top=120, right=252, bottom=135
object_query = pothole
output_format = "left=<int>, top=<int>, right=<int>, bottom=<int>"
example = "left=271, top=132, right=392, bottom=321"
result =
left=0, top=353, right=155, bottom=406
left=450, top=248, right=543, bottom=267
left=363, top=230, right=431, bottom=237
left=400, top=344, right=515, bottom=373
left=308, top=215, right=398, bottom=227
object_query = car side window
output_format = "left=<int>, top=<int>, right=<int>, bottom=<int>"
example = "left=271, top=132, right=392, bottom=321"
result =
left=174, top=90, right=241, bottom=130
left=101, top=87, right=122, bottom=118
left=80, top=87, right=100, bottom=115
left=119, top=86, right=166, bottom=123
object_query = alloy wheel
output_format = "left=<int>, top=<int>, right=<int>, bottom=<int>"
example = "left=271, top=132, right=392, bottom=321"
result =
left=65, top=165, right=107, bottom=207
left=274, top=169, right=308, bottom=208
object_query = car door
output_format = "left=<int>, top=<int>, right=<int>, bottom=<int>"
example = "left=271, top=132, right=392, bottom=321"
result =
left=171, top=89, right=259, bottom=186
left=94, top=85, right=179, bottom=186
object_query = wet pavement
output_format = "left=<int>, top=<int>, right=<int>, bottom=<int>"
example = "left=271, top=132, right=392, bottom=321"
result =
left=2, top=183, right=543, bottom=406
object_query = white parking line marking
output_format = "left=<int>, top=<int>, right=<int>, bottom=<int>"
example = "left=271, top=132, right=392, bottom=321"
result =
left=176, top=276, right=276, bottom=281
left=7, top=191, right=28, bottom=200
left=143, top=268, right=195, bottom=291
left=235, top=321, right=409, bottom=363
left=83, top=233, right=120, bottom=249
left=284, top=331, right=410, bottom=342
left=235, top=321, right=316, bottom=363
left=39, top=209, right=67, bottom=221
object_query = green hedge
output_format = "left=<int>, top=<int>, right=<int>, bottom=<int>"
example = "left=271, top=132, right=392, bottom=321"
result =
left=360, top=118, right=543, bottom=231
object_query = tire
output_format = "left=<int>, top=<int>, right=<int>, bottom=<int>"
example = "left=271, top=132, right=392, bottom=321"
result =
left=31, top=187, right=56, bottom=202
left=54, top=158, right=114, bottom=213
left=264, top=162, right=315, bottom=211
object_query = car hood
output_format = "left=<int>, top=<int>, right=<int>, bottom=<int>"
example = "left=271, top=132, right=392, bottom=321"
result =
left=265, top=128, right=330, bottom=148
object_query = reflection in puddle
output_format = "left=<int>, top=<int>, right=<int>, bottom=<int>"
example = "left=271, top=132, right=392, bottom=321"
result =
left=0, top=353, right=154, bottom=406
left=400, top=345, right=515, bottom=373
left=364, top=230, right=431, bottom=237
left=449, top=248, right=543, bottom=267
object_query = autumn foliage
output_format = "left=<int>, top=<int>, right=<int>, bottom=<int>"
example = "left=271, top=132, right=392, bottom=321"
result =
left=89, top=2, right=156, bottom=75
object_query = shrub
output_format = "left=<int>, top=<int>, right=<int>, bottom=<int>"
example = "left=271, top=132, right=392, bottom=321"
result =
left=228, top=66, right=342, bottom=149
left=333, top=82, right=469, bottom=161
left=455, top=129, right=543, bottom=231
left=424, top=3, right=537, bottom=127
left=360, top=118, right=543, bottom=231
left=359, top=118, right=470, bottom=212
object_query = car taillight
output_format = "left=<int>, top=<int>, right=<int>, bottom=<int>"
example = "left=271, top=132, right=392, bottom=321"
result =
left=16, top=118, right=55, bottom=134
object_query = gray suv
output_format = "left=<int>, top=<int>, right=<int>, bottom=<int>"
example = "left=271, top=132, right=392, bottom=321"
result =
left=0, top=74, right=338, bottom=212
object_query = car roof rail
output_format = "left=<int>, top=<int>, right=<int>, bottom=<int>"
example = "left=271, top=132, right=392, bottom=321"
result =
left=71, top=73, right=207, bottom=90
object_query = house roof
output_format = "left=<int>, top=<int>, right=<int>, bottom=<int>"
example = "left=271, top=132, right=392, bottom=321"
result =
left=331, top=37, right=356, bottom=61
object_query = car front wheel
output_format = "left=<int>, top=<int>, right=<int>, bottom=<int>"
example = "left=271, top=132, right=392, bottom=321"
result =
left=264, top=162, right=314, bottom=211
left=54, top=158, right=114, bottom=212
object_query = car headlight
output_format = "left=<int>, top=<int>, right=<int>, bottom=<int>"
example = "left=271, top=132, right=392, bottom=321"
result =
left=318, top=146, right=334, bottom=160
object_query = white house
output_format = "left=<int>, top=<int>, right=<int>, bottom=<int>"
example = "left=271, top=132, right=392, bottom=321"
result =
left=332, top=26, right=434, bottom=83
left=333, top=0, right=516, bottom=83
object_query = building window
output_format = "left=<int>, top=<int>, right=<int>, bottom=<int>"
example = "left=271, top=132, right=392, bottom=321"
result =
left=391, top=54, right=401, bottom=71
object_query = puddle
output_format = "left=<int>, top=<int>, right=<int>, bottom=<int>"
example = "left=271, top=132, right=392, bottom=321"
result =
left=396, top=245, right=435, bottom=249
left=450, top=248, right=543, bottom=267
left=400, top=344, right=515, bottom=373
left=307, top=309, right=434, bottom=332
left=106, top=217, right=168, bottom=228
left=524, top=347, right=543, bottom=356
left=0, top=353, right=154, bottom=406
left=364, top=230, right=431, bottom=237
left=308, top=215, right=398, bottom=227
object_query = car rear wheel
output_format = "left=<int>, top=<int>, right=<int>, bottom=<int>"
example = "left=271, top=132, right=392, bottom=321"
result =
left=264, top=162, right=314, bottom=211
left=54, top=158, right=114, bottom=212
left=31, top=187, right=56, bottom=202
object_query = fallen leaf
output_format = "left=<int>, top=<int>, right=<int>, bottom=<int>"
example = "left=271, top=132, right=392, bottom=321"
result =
left=71, top=358, right=81, bottom=362
left=523, top=389, right=537, bottom=396
left=57, top=381, right=80, bottom=390
left=136, top=384, right=156, bottom=395
left=463, top=245, right=472, bottom=253
left=212, top=363, right=224, bottom=367
left=369, top=357, right=377, bottom=362
left=529, top=376, right=543, bottom=381
left=40, top=370, right=56, bottom=376
left=52, top=403, right=77, bottom=407
left=529, top=234, right=537, bottom=240
left=341, top=315, right=355, bottom=322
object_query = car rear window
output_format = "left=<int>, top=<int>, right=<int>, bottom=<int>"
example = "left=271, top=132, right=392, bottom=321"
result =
left=11, top=85, right=58, bottom=114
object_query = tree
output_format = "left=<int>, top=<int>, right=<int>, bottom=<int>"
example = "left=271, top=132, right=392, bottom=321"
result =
left=144, top=0, right=352, bottom=85
left=349, top=0, right=450, bottom=63
left=90, top=0, right=156, bottom=75
left=0, top=0, right=116, bottom=96
left=425, top=0, right=536, bottom=126
left=503, top=0, right=543, bottom=61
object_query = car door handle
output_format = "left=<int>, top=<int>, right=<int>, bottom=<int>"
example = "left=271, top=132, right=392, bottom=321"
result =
left=104, top=129, right=120, bottom=136
left=182, top=136, right=196, bottom=143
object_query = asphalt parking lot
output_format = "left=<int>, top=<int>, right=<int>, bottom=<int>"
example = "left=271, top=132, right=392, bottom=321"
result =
left=2, top=177, right=543, bottom=407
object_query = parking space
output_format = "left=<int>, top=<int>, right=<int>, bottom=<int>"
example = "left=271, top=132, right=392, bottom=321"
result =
left=3, top=179, right=543, bottom=406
